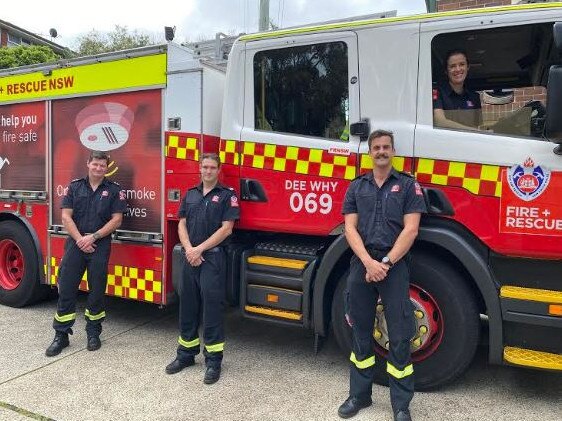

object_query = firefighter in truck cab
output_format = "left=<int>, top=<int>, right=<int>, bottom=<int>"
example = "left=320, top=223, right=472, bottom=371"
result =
left=338, top=130, right=426, bottom=421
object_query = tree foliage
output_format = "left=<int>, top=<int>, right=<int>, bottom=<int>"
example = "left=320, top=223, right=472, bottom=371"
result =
left=75, top=25, right=153, bottom=56
left=0, top=45, right=59, bottom=69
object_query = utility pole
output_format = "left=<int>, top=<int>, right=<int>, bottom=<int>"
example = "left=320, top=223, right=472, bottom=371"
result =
left=259, top=0, right=270, bottom=31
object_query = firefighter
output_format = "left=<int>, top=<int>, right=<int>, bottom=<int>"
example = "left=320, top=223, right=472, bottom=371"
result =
left=338, top=130, right=426, bottom=421
left=165, top=153, right=239, bottom=385
left=45, top=150, right=127, bottom=357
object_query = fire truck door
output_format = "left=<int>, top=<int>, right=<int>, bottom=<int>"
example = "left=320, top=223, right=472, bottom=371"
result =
left=238, top=31, right=360, bottom=235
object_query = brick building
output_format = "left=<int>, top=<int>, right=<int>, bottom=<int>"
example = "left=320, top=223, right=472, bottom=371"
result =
left=0, top=19, right=68, bottom=56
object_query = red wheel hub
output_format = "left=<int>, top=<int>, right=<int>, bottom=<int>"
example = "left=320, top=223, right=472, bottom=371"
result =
left=0, top=239, right=25, bottom=290
left=373, top=284, right=444, bottom=363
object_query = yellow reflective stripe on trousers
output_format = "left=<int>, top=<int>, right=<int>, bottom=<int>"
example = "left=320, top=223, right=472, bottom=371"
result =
left=84, top=309, right=106, bottom=321
left=350, top=352, right=375, bottom=369
left=205, top=342, right=225, bottom=353
left=178, top=337, right=200, bottom=349
left=387, top=362, right=414, bottom=379
left=54, top=312, right=76, bottom=323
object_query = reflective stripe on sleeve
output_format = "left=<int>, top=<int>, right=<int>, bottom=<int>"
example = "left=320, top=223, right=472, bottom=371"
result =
left=84, top=309, right=106, bottom=321
left=205, top=342, right=225, bottom=353
left=178, top=336, right=200, bottom=349
left=350, top=352, right=375, bottom=369
left=54, top=312, right=76, bottom=323
left=387, top=362, right=414, bottom=379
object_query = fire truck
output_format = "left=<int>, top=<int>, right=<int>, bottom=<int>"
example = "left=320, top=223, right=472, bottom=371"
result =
left=0, top=3, right=561, bottom=389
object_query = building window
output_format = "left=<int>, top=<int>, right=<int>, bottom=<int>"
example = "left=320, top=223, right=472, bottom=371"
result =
left=254, top=41, right=349, bottom=140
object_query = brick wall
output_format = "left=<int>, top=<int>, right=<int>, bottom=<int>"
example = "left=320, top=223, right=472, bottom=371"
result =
left=437, top=0, right=511, bottom=12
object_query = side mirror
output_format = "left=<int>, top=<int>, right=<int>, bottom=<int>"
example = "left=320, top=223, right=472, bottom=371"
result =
left=545, top=65, right=562, bottom=149
left=350, top=118, right=370, bottom=141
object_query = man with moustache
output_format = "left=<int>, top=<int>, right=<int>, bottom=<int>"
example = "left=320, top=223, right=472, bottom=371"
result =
left=337, top=130, right=426, bottom=421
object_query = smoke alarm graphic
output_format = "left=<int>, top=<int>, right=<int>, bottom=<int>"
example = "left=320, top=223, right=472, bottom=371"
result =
left=75, top=102, right=134, bottom=151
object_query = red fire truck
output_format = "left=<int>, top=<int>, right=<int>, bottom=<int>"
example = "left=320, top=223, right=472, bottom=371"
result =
left=1, top=3, right=561, bottom=389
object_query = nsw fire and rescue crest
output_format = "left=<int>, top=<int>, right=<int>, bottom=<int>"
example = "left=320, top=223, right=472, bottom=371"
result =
left=507, top=157, right=551, bottom=202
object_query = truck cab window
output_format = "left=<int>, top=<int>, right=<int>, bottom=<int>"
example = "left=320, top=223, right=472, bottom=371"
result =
left=431, top=23, right=556, bottom=139
left=254, top=42, right=349, bottom=141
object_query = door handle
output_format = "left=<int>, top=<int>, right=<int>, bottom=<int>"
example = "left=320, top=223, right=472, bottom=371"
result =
left=240, top=179, right=268, bottom=202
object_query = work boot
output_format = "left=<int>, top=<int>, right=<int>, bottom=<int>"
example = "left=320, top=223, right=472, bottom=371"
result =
left=394, top=409, right=412, bottom=421
left=203, top=366, right=221, bottom=384
left=87, top=335, right=101, bottom=351
left=165, top=357, right=195, bottom=375
left=337, top=396, right=372, bottom=419
left=45, top=332, right=69, bottom=357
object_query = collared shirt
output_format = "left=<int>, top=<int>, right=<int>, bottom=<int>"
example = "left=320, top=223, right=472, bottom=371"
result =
left=342, top=168, right=427, bottom=250
left=433, top=82, right=482, bottom=128
left=178, top=182, right=240, bottom=247
left=61, top=176, right=128, bottom=235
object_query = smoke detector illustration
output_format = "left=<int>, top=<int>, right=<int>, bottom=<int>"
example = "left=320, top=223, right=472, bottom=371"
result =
left=75, top=102, right=134, bottom=151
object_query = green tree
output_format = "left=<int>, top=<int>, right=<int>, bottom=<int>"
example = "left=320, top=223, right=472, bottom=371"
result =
left=0, top=45, right=59, bottom=69
left=75, top=25, right=153, bottom=56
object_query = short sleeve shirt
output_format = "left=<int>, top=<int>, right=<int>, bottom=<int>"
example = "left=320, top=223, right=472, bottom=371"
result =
left=178, top=183, right=240, bottom=247
left=61, top=177, right=128, bottom=234
left=433, top=83, right=482, bottom=128
left=342, top=169, right=427, bottom=250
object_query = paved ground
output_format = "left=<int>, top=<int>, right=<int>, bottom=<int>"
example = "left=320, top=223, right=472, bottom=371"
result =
left=0, top=296, right=561, bottom=421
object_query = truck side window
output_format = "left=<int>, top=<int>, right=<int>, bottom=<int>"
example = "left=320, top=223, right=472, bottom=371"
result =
left=431, top=23, right=556, bottom=139
left=254, top=42, right=349, bottom=141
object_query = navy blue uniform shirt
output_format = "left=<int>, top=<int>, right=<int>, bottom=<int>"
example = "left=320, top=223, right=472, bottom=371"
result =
left=433, top=82, right=482, bottom=128
left=342, top=169, right=427, bottom=251
left=61, top=177, right=128, bottom=235
left=178, top=183, right=240, bottom=248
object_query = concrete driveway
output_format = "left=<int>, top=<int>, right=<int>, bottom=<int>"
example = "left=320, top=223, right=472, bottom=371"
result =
left=0, top=296, right=561, bottom=421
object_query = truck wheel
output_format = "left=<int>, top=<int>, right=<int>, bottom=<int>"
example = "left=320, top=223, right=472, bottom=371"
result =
left=331, top=253, right=480, bottom=390
left=0, top=221, right=46, bottom=307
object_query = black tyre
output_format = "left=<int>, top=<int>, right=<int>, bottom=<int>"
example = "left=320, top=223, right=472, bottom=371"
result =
left=0, top=221, right=47, bottom=307
left=331, top=252, right=480, bottom=390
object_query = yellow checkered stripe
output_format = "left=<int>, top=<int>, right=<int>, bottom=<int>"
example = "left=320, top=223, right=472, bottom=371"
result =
left=220, top=140, right=357, bottom=180
left=415, top=158, right=503, bottom=197
left=49, top=257, right=163, bottom=303
left=359, top=154, right=412, bottom=173
left=165, top=134, right=199, bottom=161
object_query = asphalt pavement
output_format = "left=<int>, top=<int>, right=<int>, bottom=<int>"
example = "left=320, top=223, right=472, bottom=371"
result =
left=0, top=295, right=561, bottom=421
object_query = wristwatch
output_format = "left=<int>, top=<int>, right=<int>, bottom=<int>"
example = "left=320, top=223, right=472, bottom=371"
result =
left=381, top=256, right=394, bottom=268
left=92, top=232, right=100, bottom=240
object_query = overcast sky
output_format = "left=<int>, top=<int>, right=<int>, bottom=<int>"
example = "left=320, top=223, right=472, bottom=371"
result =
left=2, top=0, right=426, bottom=48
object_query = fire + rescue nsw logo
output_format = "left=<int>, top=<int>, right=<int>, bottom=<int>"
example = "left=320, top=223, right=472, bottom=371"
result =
left=507, top=157, right=551, bottom=202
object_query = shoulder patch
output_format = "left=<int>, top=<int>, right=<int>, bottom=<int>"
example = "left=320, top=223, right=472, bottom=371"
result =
left=70, top=178, right=82, bottom=184
left=108, top=180, right=120, bottom=186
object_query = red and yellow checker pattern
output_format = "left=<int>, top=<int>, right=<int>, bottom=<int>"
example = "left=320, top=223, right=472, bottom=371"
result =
left=414, top=158, right=503, bottom=197
left=220, top=139, right=503, bottom=197
left=165, top=133, right=199, bottom=161
left=221, top=140, right=357, bottom=180
left=49, top=257, right=163, bottom=304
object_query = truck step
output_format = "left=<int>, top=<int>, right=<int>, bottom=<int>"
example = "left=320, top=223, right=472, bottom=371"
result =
left=504, top=346, right=562, bottom=370
left=245, top=305, right=303, bottom=321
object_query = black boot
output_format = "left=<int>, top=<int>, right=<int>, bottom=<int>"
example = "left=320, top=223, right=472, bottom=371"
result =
left=165, top=357, right=195, bottom=374
left=394, top=409, right=412, bottom=421
left=45, top=332, right=69, bottom=357
left=87, top=335, right=101, bottom=351
left=337, top=396, right=372, bottom=419
left=203, top=366, right=221, bottom=384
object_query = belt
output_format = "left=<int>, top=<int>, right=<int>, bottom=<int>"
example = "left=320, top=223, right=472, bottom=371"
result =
left=366, top=247, right=390, bottom=260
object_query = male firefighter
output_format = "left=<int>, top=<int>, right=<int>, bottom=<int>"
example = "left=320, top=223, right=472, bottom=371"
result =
left=46, top=150, right=127, bottom=357
left=165, top=153, right=239, bottom=384
left=338, top=130, right=426, bottom=421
